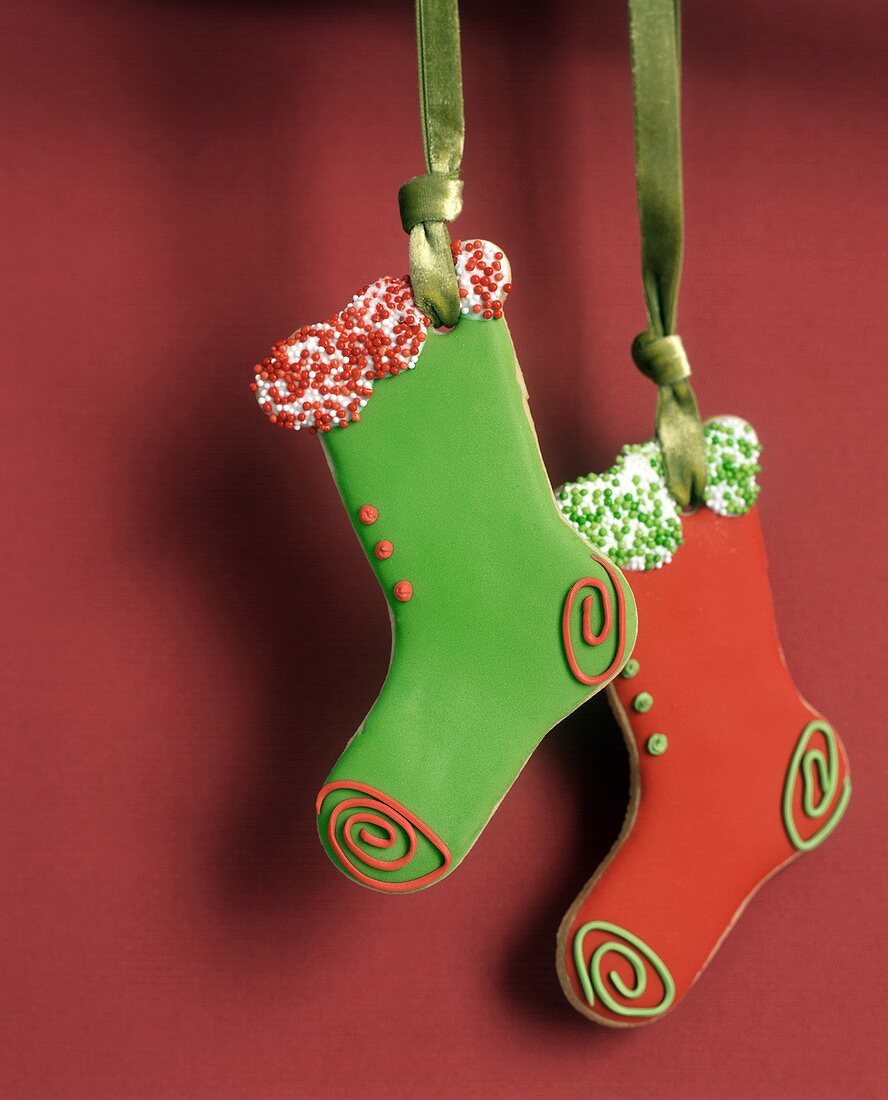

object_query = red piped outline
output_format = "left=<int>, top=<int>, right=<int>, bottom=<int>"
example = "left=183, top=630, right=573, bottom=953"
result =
left=316, top=780, right=453, bottom=893
left=562, top=553, right=629, bottom=687
left=581, top=579, right=612, bottom=645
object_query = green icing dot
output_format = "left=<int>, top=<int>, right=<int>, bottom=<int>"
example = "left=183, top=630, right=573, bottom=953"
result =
left=633, top=692, right=654, bottom=714
left=621, top=658, right=640, bottom=679
left=646, top=734, right=668, bottom=756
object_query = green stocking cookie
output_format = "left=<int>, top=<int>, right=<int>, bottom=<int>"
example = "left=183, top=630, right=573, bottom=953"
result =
left=250, top=240, right=638, bottom=891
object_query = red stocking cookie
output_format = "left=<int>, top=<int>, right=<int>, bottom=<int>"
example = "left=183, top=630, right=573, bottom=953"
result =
left=555, top=418, right=851, bottom=1025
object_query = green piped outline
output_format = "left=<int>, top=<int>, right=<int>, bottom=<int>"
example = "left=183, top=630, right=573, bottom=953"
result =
left=573, top=920, right=675, bottom=1019
left=782, top=720, right=851, bottom=852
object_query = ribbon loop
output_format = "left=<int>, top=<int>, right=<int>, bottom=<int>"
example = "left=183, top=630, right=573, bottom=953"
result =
left=628, top=0, right=706, bottom=507
left=407, top=221, right=462, bottom=327
left=655, top=382, right=706, bottom=509
left=398, top=173, right=464, bottom=233
left=401, top=0, right=464, bottom=329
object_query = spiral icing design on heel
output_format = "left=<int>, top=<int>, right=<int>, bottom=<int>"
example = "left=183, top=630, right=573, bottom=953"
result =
left=562, top=553, right=630, bottom=686
left=782, top=720, right=851, bottom=852
left=316, top=781, right=452, bottom=892
left=573, top=921, right=675, bottom=1020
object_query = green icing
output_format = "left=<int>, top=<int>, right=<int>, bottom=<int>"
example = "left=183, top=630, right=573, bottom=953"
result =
left=557, top=416, right=761, bottom=571
left=317, top=317, right=638, bottom=888
left=621, top=658, right=640, bottom=680
left=574, top=921, right=675, bottom=1018
left=782, top=720, right=851, bottom=852
left=632, top=692, right=653, bottom=714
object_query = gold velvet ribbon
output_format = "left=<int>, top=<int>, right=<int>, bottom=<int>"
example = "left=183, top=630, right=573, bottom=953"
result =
left=398, top=0, right=464, bottom=328
left=628, top=0, right=706, bottom=508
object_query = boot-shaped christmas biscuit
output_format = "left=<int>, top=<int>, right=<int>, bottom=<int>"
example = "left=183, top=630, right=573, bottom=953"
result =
left=251, top=240, right=637, bottom=892
left=554, top=418, right=850, bottom=1025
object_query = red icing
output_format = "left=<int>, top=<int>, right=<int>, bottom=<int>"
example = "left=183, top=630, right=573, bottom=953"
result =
left=393, top=580, right=413, bottom=603
left=582, top=580, right=612, bottom=645
left=559, top=507, right=850, bottom=1026
left=374, top=540, right=394, bottom=560
left=316, top=781, right=452, bottom=893
left=358, top=504, right=378, bottom=526
left=561, top=555, right=628, bottom=686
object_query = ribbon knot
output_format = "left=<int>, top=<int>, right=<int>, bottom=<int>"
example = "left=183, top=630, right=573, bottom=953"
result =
left=398, top=173, right=463, bottom=233
left=631, top=332, right=691, bottom=386
left=399, top=173, right=464, bottom=325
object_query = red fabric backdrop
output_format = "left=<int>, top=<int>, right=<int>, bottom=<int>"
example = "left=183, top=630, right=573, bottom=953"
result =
left=2, top=1, right=886, bottom=1096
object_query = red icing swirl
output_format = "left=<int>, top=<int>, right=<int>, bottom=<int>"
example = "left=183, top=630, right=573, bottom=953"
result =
left=316, top=781, right=452, bottom=893
left=562, top=554, right=629, bottom=686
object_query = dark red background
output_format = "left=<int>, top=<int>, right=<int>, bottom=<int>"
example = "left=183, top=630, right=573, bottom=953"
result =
left=2, top=1, right=886, bottom=1096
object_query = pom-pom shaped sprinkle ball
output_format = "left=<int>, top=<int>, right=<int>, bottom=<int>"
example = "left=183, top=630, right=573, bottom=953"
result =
left=701, top=415, right=761, bottom=517
left=558, top=417, right=762, bottom=571
left=250, top=240, right=511, bottom=434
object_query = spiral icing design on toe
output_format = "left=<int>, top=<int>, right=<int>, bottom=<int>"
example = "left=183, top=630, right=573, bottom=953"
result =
left=561, top=552, right=629, bottom=686
left=573, top=921, right=675, bottom=1020
left=782, top=720, right=851, bottom=852
left=316, top=781, right=452, bottom=892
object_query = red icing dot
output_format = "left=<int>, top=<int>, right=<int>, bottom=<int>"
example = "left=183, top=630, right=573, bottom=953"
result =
left=374, top=540, right=394, bottom=560
left=359, top=505, right=378, bottom=525
left=393, top=580, right=413, bottom=602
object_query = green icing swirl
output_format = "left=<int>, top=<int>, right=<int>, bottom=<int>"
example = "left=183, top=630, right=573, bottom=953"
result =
left=782, top=720, right=851, bottom=852
left=574, top=921, right=675, bottom=1019
left=557, top=416, right=761, bottom=571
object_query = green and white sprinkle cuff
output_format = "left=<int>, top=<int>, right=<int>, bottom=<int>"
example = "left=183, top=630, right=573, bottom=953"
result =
left=557, top=416, right=761, bottom=571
